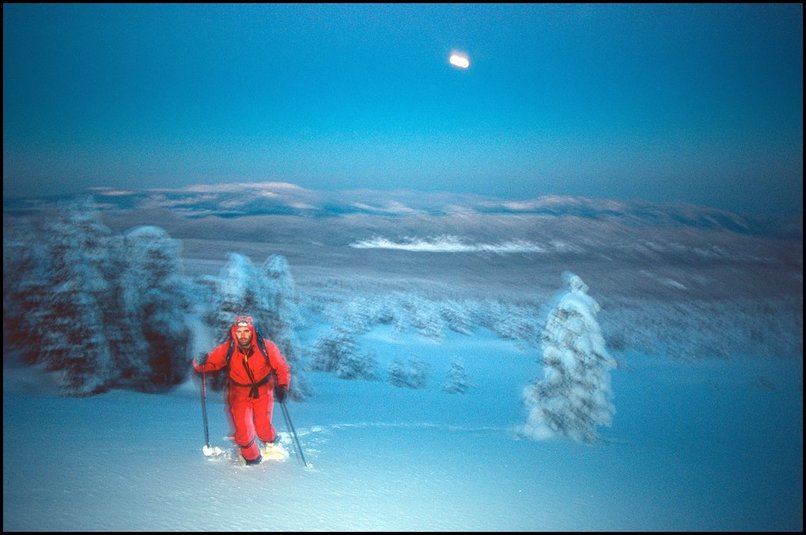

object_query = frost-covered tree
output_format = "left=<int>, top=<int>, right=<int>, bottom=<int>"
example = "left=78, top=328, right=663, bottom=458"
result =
left=210, top=252, right=262, bottom=335
left=442, top=358, right=471, bottom=394
left=256, top=254, right=311, bottom=397
left=403, top=295, right=446, bottom=341
left=389, top=356, right=430, bottom=389
left=441, top=299, right=474, bottom=335
left=120, top=226, right=192, bottom=390
left=33, top=198, right=119, bottom=395
left=310, top=328, right=377, bottom=380
left=3, top=221, right=51, bottom=352
left=519, top=272, right=616, bottom=443
left=256, top=255, right=303, bottom=361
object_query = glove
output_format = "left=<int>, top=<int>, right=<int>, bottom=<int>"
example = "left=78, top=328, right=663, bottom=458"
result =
left=275, top=384, right=289, bottom=402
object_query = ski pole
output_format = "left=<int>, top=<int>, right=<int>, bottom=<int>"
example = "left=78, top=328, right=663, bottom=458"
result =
left=279, top=399, right=308, bottom=467
left=200, top=370, right=210, bottom=448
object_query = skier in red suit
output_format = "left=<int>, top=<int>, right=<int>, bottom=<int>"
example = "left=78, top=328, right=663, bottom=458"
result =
left=193, top=315, right=291, bottom=465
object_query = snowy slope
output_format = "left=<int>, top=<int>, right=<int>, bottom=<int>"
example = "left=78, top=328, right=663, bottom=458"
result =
left=3, top=328, right=802, bottom=531
left=3, top=186, right=802, bottom=530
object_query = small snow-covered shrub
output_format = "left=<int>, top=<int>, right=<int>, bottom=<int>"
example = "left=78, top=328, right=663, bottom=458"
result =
left=442, top=358, right=471, bottom=394
left=389, top=356, right=430, bottom=389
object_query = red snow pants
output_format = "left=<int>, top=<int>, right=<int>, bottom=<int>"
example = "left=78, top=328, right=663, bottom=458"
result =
left=226, top=382, right=277, bottom=462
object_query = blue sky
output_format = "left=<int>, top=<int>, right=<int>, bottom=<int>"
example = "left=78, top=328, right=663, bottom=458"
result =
left=3, top=3, right=803, bottom=215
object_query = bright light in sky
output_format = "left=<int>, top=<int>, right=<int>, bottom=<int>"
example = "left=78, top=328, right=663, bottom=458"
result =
left=2, top=4, right=803, bottom=215
left=449, top=53, right=470, bottom=69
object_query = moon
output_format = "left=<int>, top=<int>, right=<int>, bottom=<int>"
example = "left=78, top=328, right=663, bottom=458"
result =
left=449, top=53, right=470, bottom=69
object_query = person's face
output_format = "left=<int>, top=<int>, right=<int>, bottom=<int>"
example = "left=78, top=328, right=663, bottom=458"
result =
left=235, top=326, right=252, bottom=347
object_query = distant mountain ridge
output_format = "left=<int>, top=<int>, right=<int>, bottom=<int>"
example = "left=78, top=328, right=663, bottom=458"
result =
left=3, top=181, right=801, bottom=239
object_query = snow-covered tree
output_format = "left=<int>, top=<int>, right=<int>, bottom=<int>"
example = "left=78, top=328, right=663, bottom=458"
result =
left=519, top=272, right=616, bottom=443
left=441, top=299, right=474, bottom=336
left=403, top=295, right=446, bottom=341
left=210, top=252, right=261, bottom=335
left=389, top=356, right=430, bottom=389
left=310, top=328, right=377, bottom=380
left=33, top=198, right=119, bottom=395
left=442, top=358, right=471, bottom=394
left=120, top=226, right=192, bottom=390
left=256, top=254, right=303, bottom=361
left=3, top=221, right=51, bottom=352
left=256, top=254, right=311, bottom=398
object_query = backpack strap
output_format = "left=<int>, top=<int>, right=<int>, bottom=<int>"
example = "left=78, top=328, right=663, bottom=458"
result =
left=225, top=338, right=235, bottom=366
left=224, top=329, right=273, bottom=370
left=255, top=330, right=271, bottom=368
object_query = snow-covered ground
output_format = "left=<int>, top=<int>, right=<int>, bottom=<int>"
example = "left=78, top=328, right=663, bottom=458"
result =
left=3, top=325, right=802, bottom=531
left=3, top=190, right=803, bottom=530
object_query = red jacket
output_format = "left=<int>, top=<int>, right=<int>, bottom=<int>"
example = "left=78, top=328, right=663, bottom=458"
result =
left=194, top=321, right=291, bottom=389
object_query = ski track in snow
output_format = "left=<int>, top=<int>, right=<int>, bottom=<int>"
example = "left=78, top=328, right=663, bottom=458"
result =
left=305, top=421, right=510, bottom=434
